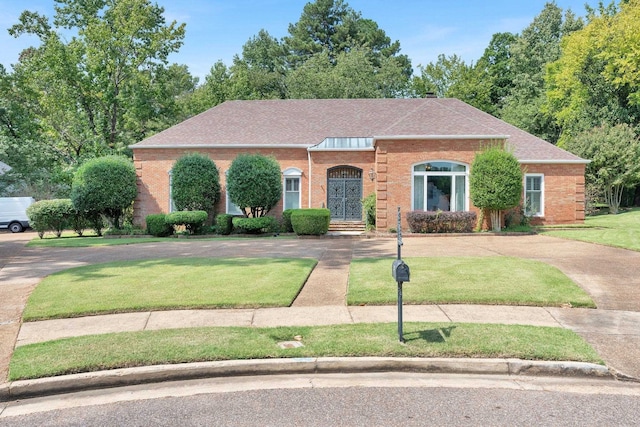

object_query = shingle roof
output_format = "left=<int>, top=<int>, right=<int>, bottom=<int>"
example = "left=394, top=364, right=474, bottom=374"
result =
left=132, top=98, right=585, bottom=163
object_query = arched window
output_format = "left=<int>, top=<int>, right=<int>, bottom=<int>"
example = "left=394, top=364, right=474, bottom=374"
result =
left=412, top=161, right=468, bottom=212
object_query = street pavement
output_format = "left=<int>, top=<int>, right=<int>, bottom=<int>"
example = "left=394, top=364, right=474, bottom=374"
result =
left=0, top=231, right=639, bottom=400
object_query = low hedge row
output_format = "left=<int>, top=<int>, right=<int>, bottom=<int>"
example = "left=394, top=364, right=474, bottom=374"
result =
left=146, top=214, right=174, bottom=237
left=291, top=208, right=330, bottom=235
left=232, top=216, right=277, bottom=234
left=26, top=199, right=91, bottom=238
left=215, top=214, right=234, bottom=235
left=406, top=211, right=476, bottom=233
left=165, top=210, right=208, bottom=235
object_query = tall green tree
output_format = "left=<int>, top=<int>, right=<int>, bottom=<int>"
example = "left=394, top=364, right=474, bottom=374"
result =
left=500, top=3, right=583, bottom=143
left=563, top=123, right=640, bottom=214
left=412, top=54, right=491, bottom=111
left=474, top=32, right=517, bottom=115
left=8, top=0, right=186, bottom=157
left=546, top=0, right=640, bottom=145
left=284, top=0, right=411, bottom=76
left=287, top=47, right=408, bottom=98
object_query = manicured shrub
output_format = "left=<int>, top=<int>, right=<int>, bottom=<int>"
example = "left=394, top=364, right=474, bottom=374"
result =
left=165, top=210, right=208, bottom=235
left=26, top=199, right=75, bottom=238
left=362, top=193, right=376, bottom=229
left=215, top=214, right=234, bottom=235
left=291, top=209, right=331, bottom=235
left=71, top=155, right=137, bottom=231
left=282, top=209, right=297, bottom=232
left=146, top=214, right=173, bottom=237
left=227, top=154, right=282, bottom=217
left=171, top=153, right=220, bottom=212
left=232, top=216, right=277, bottom=234
left=407, top=211, right=477, bottom=233
left=469, top=146, right=522, bottom=231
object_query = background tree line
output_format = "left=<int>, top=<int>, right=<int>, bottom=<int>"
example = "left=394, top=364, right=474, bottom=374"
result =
left=1, top=0, right=639, bottom=209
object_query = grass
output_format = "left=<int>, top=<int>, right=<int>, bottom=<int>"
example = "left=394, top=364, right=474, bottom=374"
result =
left=348, top=257, right=595, bottom=308
left=9, top=322, right=603, bottom=381
left=542, top=208, right=640, bottom=252
left=26, top=232, right=294, bottom=248
left=23, top=258, right=317, bottom=321
left=27, top=234, right=165, bottom=247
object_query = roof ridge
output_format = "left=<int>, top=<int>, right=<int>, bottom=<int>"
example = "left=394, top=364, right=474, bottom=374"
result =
left=431, top=98, right=506, bottom=137
left=379, top=99, right=432, bottom=134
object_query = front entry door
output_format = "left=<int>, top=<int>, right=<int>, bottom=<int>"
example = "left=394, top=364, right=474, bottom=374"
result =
left=327, top=166, right=362, bottom=221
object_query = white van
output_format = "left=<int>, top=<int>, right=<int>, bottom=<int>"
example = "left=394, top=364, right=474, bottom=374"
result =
left=0, top=197, right=35, bottom=232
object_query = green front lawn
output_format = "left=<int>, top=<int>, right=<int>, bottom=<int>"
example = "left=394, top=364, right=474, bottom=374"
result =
left=349, top=257, right=595, bottom=308
left=27, top=235, right=166, bottom=247
left=23, top=258, right=317, bottom=321
left=9, top=322, right=602, bottom=381
left=542, top=208, right=640, bottom=251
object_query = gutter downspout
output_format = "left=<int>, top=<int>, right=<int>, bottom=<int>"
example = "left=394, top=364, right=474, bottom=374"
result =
left=307, top=148, right=312, bottom=208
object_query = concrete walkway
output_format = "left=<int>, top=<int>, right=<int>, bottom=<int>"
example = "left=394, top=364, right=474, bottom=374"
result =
left=2, top=232, right=640, bottom=386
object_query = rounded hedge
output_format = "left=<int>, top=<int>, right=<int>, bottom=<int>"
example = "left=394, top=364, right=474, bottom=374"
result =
left=227, top=154, right=282, bottom=217
left=71, top=155, right=137, bottom=229
left=470, top=146, right=522, bottom=211
left=291, top=209, right=330, bottom=235
left=171, top=153, right=220, bottom=212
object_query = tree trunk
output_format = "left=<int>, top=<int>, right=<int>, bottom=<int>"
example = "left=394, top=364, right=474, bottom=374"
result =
left=605, top=184, right=623, bottom=214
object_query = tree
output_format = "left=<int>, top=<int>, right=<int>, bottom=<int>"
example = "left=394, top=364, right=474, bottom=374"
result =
left=284, top=0, right=411, bottom=76
left=563, top=124, right=640, bottom=214
left=474, top=32, right=518, bottom=115
left=412, top=54, right=491, bottom=111
left=226, top=154, right=282, bottom=217
left=171, top=153, right=220, bottom=212
left=500, top=3, right=583, bottom=143
left=8, top=0, right=187, bottom=158
left=469, top=146, right=523, bottom=231
left=71, top=155, right=137, bottom=230
left=286, top=47, right=408, bottom=98
left=545, top=0, right=640, bottom=144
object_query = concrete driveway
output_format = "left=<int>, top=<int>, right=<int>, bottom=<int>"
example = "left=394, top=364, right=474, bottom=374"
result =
left=1, top=232, right=639, bottom=381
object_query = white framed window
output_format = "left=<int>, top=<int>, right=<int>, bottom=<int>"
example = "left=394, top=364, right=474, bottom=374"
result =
left=412, top=161, right=468, bottom=212
left=524, top=174, right=544, bottom=217
left=283, top=167, right=302, bottom=210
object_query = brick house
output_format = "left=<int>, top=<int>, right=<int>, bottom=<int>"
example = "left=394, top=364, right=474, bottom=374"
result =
left=130, top=98, right=587, bottom=231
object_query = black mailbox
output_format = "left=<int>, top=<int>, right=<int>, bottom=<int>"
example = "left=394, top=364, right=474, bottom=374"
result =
left=392, top=259, right=410, bottom=282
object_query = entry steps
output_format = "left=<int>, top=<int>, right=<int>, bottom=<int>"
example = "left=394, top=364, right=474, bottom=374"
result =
left=329, top=221, right=366, bottom=232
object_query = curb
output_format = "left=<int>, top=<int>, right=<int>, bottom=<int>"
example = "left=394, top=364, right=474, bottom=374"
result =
left=0, top=357, right=613, bottom=402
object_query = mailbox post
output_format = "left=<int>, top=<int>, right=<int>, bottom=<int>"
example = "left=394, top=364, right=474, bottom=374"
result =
left=392, top=207, right=409, bottom=343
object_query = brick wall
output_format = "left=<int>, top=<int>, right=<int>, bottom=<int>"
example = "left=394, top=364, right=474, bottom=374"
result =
left=133, top=143, right=585, bottom=230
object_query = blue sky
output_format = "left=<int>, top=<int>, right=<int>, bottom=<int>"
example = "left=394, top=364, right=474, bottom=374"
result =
left=1, top=0, right=597, bottom=81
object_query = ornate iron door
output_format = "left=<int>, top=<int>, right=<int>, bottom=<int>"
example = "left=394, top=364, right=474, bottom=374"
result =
left=327, top=167, right=362, bottom=221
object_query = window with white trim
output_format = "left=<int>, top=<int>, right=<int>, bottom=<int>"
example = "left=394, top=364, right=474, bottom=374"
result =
left=283, top=167, right=302, bottom=210
left=524, top=174, right=544, bottom=216
left=412, top=161, right=468, bottom=212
